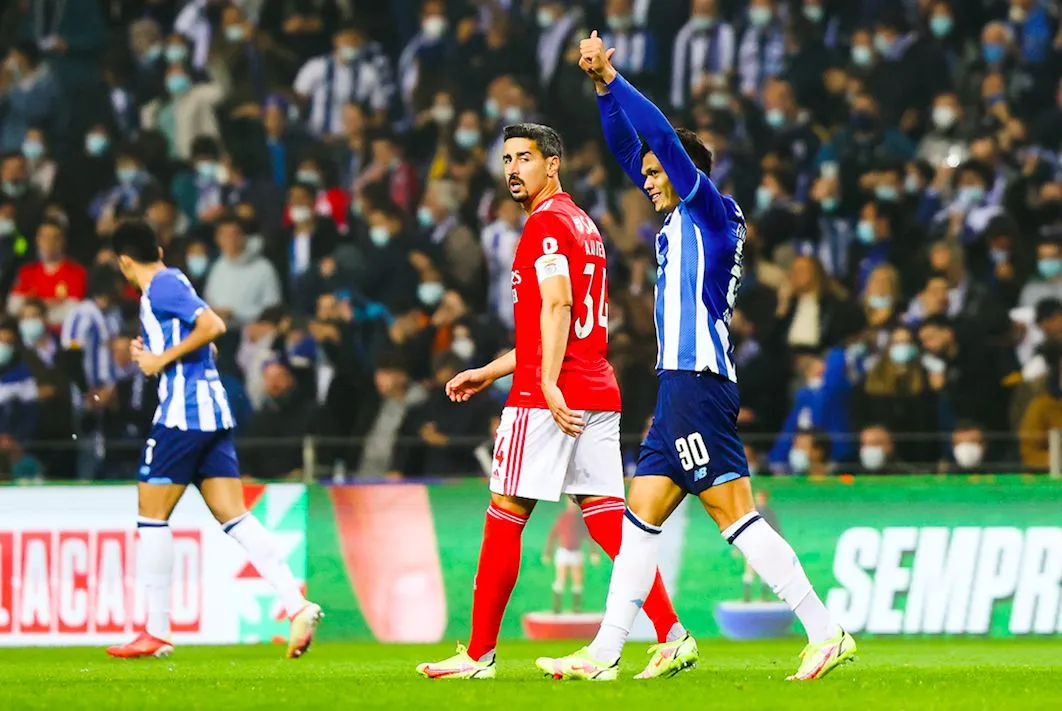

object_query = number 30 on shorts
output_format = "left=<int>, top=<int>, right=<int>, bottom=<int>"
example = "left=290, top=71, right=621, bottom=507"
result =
left=674, top=433, right=710, bottom=471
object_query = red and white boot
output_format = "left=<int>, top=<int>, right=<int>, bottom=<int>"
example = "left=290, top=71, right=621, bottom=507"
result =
left=106, top=631, right=174, bottom=659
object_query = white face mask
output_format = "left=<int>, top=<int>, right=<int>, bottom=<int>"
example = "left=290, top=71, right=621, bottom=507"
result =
left=422, top=15, right=447, bottom=39
left=290, top=205, right=313, bottom=224
left=859, top=445, right=887, bottom=471
left=451, top=336, right=475, bottom=360
left=788, top=447, right=810, bottom=473
left=953, top=441, right=983, bottom=468
left=932, top=105, right=957, bottom=130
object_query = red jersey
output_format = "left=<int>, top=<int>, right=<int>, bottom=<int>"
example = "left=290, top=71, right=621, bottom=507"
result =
left=11, top=259, right=87, bottom=302
left=507, top=192, right=621, bottom=412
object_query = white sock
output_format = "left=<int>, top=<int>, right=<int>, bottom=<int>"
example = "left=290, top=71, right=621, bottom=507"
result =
left=723, top=511, right=839, bottom=644
left=137, top=517, right=173, bottom=641
left=224, top=512, right=307, bottom=618
left=666, top=622, right=686, bottom=642
left=588, top=512, right=662, bottom=664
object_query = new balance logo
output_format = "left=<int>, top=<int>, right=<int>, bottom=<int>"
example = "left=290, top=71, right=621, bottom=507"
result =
left=693, top=467, right=707, bottom=482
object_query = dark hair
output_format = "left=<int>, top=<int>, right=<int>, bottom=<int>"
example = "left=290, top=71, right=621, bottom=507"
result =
left=797, top=427, right=832, bottom=459
left=1036, top=297, right=1062, bottom=323
left=88, top=266, right=122, bottom=299
left=954, top=419, right=984, bottom=433
left=502, top=123, right=564, bottom=159
left=214, top=211, right=244, bottom=231
left=641, top=128, right=713, bottom=177
left=112, top=220, right=160, bottom=264
left=190, top=135, right=221, bottom=160
left=37, top=217, right=67, bottom=237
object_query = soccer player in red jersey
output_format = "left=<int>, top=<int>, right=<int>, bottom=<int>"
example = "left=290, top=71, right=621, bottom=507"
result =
left=416, top=123, right=695, bottom=681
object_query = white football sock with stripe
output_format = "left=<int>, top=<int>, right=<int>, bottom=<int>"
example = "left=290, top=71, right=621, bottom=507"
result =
left=588, top=511, right=662, bottom=665
left=137, top=517, right=173, bottom=640
left=224, top=512, right=307, bottom=618
left=723, top=511, right=839, bottom=644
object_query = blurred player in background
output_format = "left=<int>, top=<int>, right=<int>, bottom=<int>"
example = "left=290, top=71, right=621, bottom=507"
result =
left=417, top=123, right=694, bottom=681
left=539, top=34, right=855, bottom=682
left=542, top=498, right=600, bottom=613
left=104, top=221, right=322, bottom=660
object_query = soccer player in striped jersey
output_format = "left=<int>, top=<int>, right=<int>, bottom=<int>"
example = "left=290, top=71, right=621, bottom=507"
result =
left=104, top=221, right=322, bottom=660
left=538, top=33, right=856, bottom=682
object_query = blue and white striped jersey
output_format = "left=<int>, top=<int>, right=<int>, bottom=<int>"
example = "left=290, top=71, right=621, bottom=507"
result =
left=140, top=268, right=234, bottom=431
left=597, top=71, right=746, bottom=381
left=653, top=180, right=746, bottom=378
left=61, top=300, right=119, bottom=388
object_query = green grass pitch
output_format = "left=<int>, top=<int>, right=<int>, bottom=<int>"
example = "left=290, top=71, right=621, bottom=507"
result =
left=3, top=639, right=1060, bottom=710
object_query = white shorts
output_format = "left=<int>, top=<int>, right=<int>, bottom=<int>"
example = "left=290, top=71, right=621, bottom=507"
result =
left=554, top=548, right=584, bottom=567
left=489, top=407, right=624, bottom=502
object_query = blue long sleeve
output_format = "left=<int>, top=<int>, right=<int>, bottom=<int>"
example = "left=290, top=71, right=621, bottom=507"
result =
left=605, top=72, right=699, bottom=200
left=596, top=92, right=644, bottom=190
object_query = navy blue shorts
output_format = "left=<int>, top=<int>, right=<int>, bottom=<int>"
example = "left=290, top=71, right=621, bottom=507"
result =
left=137, top=424, right=240, bottom=486
left=636, top=370, right=749, bottom=495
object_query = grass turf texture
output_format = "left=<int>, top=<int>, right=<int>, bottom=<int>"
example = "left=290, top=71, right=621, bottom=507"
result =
left=3, top=639, right=1060, bottom=710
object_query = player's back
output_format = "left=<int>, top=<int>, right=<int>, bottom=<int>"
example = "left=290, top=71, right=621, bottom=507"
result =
left=141, top=267, right=234, bottom=431
left=654, top=174, right=746, bottom=380
left=509, top=193, right=620, bottom=412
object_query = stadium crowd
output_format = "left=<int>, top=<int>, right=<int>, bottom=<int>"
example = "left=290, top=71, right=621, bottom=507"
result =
left=2, top=0, right=1062, bottom=481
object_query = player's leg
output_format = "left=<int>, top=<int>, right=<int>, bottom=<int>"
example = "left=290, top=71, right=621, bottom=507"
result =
left=693, top=374, right=854, bottom=680
left=419, top=407, right=558, bottom=679
left=107, top=429, right=189, bottom=658
left=196, top=430, right=321, bottom=659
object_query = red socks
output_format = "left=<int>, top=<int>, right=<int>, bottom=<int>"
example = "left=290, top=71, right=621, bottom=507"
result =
left=581, top=497, right=679, bottom=644
left=467, top=503, right=529, bottom=660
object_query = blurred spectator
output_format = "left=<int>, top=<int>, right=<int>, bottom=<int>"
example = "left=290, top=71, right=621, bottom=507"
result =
left=787, top=428, right=832, bottom=476
left=0, top=318, right=39, bottom=453
left=18, top=297, right=72, bottom=478
left=736, top=0, right=785, bottom=99
left=59, top=266, right=122, bottom=394
left=101, top=332, right=159, bottom=479
left=141, top=65, right=224, bottom=159
left=206, top=4, right=299, bottom=112
left=775, top=254, right=857, bottom=352
left=1019, top=239, right=1062, bottom=307
left=418, top=179, right=482, bottom=295
left=259, top=0, right=341, bottom=67
left=0, top=198, right=31, bottom=297
left=21, top=127, right=57, bottom=197
left=480, top=197, right=521, bottom=331
left=1, top=152, right=46, bottom=235
left=1019, top=347, right=1062, bottom=471
left=350, top=351, right=427, bottom=479
left=203, top=214, right=282, bottom=326
left=240, top=359, right=317, bottom=479
left=7, top=219, right=86, bottom=327
left=947, top=420, right=989, bottom=474
left=856, top=424, right=916, bottom=474
left=270, top=181, right=340, bottom=293
left=0, top=41, right=60, bottom=153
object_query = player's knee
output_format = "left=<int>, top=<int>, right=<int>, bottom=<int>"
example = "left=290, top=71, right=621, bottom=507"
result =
left=489, top=492, right=536, bottom=517
left=626, top=475, right=684, bottom=527
left=698, top=477, right=755, bottom=531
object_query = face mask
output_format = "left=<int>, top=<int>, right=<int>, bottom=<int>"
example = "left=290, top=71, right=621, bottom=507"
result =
left=116, top=167, right=138, bottom=185
left=806, top=376, right=824, bottom=390
left=454, top=128, right=480, bottom=148
left=803, top=5, right=824, bottom=23
left=1039, top=257, right=1062, bottom=279
left=707, top=92, right=730, bottom=111
left=369, top=226, right=390, bottom=247
left=765, top=108, right=786, bottom=128
left=225, top=25, right=246, bottom=42
left=857, top=220, right=876, bottom=244
left=607, top=13, right=633, bottom=30
left=0, top=342, right=13, bottom=366
left=452, top=336, right=475, bottom=360
left=852, top=45, right=873, bottom=67
left=905, top=174, right=921, bottom=194
left=22, top=140, right=43, bottom=161
left=788, top=447, right=810, bottom=473
left=932, top=105, right=957, bottom=130
left=338, top=45, right=358, bottom=62
left=958, top=186, right=985, bottom=204
left=860, top=445, right=886, bottom=471
left=875, top=185, right=899, bottom=202
left=866, top=295, right=891, bottom=311
left=536, top=9, right=556, bottom=28
left=432, top=104, right=455, bottom=124
left=953, top=442, right=984, bottom=468
left=989, top=248, right=1009, bottom=266
left=19, top=318, right=44, bottom=344
left=417, top=206, right=435, bottom=228
left=819, top=196, right=838, bottom=213
left=86, top=133, right=109, bottom=156
left=484, top=98, right=500, bottom=121
left=873, top=33, right=893, bottom=54
left=889, top=342, right=917, bottom=365
left=422, top=15, right=447, bottom=39
left=295, top=169, right=320, bottom=186
left=165, top=44, right=188, bottom=63
left=2, top=181, right=25, bottom=198
left=755, top=186, right=773, bottom=212
left=689, top=16, right=715, bottom=32
left=1010, top=6, right=1027, bottom=23
left=418, top=281, right=445, bottom=307
left=143, top=44, right=162, bottom=62
left=166, top=73, right=191, bottom=95
left=186, top=253, right=209, bottom=278
left=930, top=15, right=953, bottom=38
left=196, top=161, right=217, bottom=181
left=748, top=6, right=772, bottom=28
left=982, top=43, right=1005, bottom=65
left=503, top=106, right=523, bottom=123
left=290, top=205, right=313, bottom=224
left=0, top=217, right=14, bottom=236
